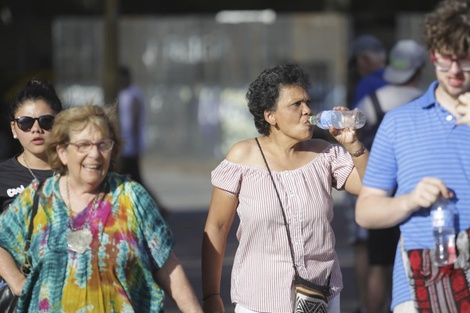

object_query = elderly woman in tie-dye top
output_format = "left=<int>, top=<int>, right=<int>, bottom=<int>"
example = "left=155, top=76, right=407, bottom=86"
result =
left=201, top=63, right=369, bottom=313
left=0, top=104, right=203, bottom=313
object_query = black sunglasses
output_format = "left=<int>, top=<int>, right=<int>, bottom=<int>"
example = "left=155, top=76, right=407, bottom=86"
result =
left=13, top=115, right=55, bottom=132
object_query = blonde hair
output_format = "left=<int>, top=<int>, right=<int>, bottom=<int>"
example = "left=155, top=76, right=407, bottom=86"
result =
left=46, top=104, right=123, bottom=175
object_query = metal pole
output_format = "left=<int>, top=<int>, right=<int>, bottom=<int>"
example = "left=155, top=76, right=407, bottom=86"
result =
left=103, top=0, right=119, bottom=105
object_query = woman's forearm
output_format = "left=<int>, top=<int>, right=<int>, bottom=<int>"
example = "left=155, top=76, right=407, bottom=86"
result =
left=201, top=225, right=227, bottom=297
left=356, top=189, right=415, bottom=229
left=154, top=252, right=203, bottom=313
left=0, top=247, right=26, bottom=296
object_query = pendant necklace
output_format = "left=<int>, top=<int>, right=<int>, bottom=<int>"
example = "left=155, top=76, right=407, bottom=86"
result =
left=23, top=154, right=38, bottom=181
left=23, top=154, right=56, bottom=180
left=64, top=175, right=99, bottom=254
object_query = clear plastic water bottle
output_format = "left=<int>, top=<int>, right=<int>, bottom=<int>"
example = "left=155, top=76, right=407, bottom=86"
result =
left=431, top=197, right=456, bottom=266
left=309, top=109, right=366, bottom=130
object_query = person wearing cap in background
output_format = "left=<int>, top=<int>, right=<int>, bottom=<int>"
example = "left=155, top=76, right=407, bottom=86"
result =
left=356, top=39, right=425, bottom=313
left=347, top=34, right=388, bottom=313
left=358, top=39, right=425, bottom=148
left=350, top=34, right=388, bottom=109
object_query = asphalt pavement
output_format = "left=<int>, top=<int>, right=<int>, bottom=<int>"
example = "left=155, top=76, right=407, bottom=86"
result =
left=141, top=157, right=361, bottom=313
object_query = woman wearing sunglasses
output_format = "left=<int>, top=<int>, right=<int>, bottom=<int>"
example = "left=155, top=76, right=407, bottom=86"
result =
left=0, top=79, right=63, bottom=212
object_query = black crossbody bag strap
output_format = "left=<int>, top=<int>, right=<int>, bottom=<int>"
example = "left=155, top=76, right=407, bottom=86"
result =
left=369, top=91, right=385, bottom=123
left=23, top=181, right=43, bottom=272
left=255, top=138, right=298, bottom=276
left=255, top=138, right=331, bottom=292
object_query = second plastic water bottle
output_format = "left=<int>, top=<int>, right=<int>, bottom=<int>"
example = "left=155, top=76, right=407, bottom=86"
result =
left=431, top=197, right=456, bottom=266
left=309, top=109, right=366, bottom=130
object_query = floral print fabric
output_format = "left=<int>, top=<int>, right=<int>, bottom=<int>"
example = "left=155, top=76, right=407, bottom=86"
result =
left=0, top=173, right=174, bottom=312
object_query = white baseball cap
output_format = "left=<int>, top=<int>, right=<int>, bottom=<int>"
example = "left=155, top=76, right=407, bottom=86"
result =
left=383, top=39, right=425, bottom=84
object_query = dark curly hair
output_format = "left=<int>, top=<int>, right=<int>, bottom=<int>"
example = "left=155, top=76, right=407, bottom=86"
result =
left=246, top=63, right=311, bottom=136
left=424, top=0, right=470, bottom=57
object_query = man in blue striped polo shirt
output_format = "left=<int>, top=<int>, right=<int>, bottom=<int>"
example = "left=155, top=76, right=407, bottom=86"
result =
left=356, top=1, right=470, bottom=312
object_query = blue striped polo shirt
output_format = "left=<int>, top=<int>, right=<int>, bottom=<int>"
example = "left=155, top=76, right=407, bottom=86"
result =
left=363, top=80, right=470, bottom=309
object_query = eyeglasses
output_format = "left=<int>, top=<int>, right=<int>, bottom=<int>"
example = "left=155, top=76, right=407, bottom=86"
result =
left=66, top=139, right=114, bottom=153
left=13, top=115, right=55, bottom=132
left=431, top=52, right=470, bottom=72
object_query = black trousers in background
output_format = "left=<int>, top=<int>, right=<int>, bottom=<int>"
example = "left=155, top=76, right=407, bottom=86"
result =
left=118, top=156, right=169, bottom=218
left=119, top=156, right=143, bottom=184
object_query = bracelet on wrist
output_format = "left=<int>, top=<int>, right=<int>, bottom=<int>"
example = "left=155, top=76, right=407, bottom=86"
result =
left=202, top=293, right=220, bottom=301
left=349, top=143, right=366, bottom=157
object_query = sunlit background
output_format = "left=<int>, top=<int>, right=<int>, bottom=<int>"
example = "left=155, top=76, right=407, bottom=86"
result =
left=0, top=2, right=447, bottom=311
left=0, top=0, right=441, bottom=161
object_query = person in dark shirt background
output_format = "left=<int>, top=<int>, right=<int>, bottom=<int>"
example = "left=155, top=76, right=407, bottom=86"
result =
left=350, top=34, right=388, bottom=109
left=0, top=79, right=63, bottom=211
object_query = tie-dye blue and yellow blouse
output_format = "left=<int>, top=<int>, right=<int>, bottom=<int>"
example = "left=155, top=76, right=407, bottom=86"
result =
left=0, top=172, right=174, bottom=312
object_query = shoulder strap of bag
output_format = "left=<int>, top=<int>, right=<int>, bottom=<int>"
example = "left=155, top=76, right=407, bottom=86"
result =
left=255, top=138, right=330, bottom=287
left=24, top=181, right=43, bottom=255
left=361, top=91, right=384, bottom=150
left=255, top=138, right=299, bottom=276
left=369, top=91, right=385, bottom=124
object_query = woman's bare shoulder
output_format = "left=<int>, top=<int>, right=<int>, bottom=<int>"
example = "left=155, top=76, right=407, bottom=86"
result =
left=225, top=138, right=259, bottom=164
